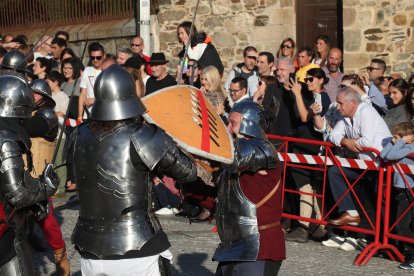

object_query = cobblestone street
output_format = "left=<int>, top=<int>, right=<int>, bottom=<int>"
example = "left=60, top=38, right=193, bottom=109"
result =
left=31, top=195, right=409, bottom=276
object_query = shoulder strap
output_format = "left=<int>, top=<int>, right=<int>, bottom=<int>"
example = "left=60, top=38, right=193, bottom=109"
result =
left=256, top=179, right=280, bottom=208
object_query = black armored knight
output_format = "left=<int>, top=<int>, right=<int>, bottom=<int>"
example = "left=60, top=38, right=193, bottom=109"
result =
left=0, top=73, right=59, bottom=275
left=67, top=65, right=197, bottom=275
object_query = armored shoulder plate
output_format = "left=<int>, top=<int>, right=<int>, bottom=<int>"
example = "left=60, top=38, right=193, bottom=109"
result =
left=0, top=130, right=21, bottom=167
left=130, top=123, right=175, bottom=170
left=248, top=137, right=278, bottom=168
left=232, top=137, right=277, bottom=173
left=35, top=108, right=58, bottom=140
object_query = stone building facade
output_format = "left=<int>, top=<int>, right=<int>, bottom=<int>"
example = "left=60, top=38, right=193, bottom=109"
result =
left=154, top=0, right=414, bottom=78
left=343, top=0, right=414, bottom=77
left=5, top=0, right=414, bottom=78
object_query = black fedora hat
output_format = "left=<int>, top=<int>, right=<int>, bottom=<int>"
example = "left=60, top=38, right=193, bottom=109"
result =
left=148, top=52, right=169, bottom=65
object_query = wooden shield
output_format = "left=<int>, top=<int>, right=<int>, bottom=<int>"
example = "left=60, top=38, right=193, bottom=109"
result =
left=142, top=85, right=234, bottom=164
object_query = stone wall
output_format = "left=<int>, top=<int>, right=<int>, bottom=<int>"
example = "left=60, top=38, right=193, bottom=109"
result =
left=343, top=0, right=414, bottom=78
left=155, top=0, right=296, bottom=77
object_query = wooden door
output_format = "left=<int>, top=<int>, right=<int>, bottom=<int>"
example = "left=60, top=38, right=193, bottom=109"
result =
left=296, top=0, right=343, bottom=50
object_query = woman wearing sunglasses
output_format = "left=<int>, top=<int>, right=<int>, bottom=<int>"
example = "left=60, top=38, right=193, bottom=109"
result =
left=286, top=68, right=331, bottom=243
left=253, top=75, right=277, bottom=104
left=276, top=37, right=299, bottom=69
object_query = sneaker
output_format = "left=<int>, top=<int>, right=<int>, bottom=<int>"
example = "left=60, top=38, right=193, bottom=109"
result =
left=171, top=208, right=180, bottom=214
left=339, top=237, right=358, bottom=251
left=356, top=238, right=368, bottom=250
left=399, top=256, right=414, bottom=270
left=309, top=225, right=327, bottom=241
left=322, top=235, right=345, bottom=248
left=155, top=207, right=174, bottom=215
left=285, top=225, right=309, bottom=243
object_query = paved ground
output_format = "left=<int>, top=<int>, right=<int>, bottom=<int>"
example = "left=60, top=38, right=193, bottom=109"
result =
left=31, top=194, right=409, bottom=276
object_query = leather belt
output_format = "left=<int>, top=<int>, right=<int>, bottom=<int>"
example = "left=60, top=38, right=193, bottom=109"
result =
left=258, top=221, right=280, bottom=231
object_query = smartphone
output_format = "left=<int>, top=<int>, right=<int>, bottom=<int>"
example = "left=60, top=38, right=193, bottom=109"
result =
left=314, top=93, right=322, bottom=113
left=289, top=72, right=296, bottom=82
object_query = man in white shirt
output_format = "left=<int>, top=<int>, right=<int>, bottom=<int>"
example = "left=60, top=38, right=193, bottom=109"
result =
left=328, top=87, right=391, bottom=226
left=78, top=42, right=105, bottom=121
left=33, top=36, right=53, bottom=61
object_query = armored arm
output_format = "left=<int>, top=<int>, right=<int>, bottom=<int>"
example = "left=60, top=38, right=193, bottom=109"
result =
left=227, top=138, right=278, bottom=173
left=0, top=132, right=58, bottom=209
left=131, top=124, right=197, bottom=182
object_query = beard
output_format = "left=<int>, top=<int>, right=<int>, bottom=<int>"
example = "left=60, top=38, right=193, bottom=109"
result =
left=328, top=64, right=338, bottom=73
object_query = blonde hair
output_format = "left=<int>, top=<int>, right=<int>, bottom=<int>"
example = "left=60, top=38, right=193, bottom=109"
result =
left=201, top=66, right=225, bottom=100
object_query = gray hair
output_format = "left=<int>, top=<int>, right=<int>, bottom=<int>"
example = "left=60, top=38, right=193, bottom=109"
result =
left=276, top=56, right=294, bottom=69
left=118, top=47, right=133, bottom=56
left=337, top=87, right=362, bottom=104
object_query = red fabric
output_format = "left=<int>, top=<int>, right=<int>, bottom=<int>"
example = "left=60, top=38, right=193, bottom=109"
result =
left=239, top=163, right=286, bottom=261
left=0, top=204, right=8, bottom=237
left=142, top=54, right=152, bottom=75
left=36, top=198, right=65, bottom=250
left=204, top=36, right=213, bottom=44
left=181, top=179, right=216, bottom=211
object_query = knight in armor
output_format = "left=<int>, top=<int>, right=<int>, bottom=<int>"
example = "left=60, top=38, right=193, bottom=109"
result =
left=21, top=79, right=70, bottom=275
left=67, top=65, right=197, bottom=275
left=213, top=100, right=286, bottom=276
left=0, top=50, right=28, bottom=76
left=0, top=73, right=59, bottom=275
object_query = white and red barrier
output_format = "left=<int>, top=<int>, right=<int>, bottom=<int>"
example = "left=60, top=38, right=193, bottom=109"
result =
left=267, top=134, right=412, bottom=267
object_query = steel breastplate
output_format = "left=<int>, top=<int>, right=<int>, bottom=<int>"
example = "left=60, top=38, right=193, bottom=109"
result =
left=35, top=108, right=58, bottom=141
left=72, top=123, right=155, bottom=258
left=213, top=173, right=259, bottom=262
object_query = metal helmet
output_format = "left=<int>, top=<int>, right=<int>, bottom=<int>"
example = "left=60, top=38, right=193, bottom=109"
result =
left=0, top=74, right=34, bottom=118
left=30, top=79, right=55, bottom=107
left=231, top=100, right=266, bottom=139
left=1, top=50, right=28, bottom=73
left=90, top=64, right=146, bottom=121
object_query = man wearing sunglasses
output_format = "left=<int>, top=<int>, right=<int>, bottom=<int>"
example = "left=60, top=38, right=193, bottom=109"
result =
left=224, top=46, right=259, bottom=98
left=78, top=42, right=105, bottom=121
left=130, top=36, right=152, bottom=75
left=359, top=59, right=387, bottom=115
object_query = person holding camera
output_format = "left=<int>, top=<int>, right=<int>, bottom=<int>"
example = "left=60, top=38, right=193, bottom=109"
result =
left=285, top=68, right=331, bottom=243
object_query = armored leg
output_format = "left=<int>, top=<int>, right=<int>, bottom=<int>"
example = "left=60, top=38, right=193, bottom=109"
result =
left=158, top=256, right=172, bottom=276
left=0, top=234, right=34, bottom=276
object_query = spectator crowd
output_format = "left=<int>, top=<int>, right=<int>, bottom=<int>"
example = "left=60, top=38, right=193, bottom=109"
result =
left=1, top=20, right=414, bottom=274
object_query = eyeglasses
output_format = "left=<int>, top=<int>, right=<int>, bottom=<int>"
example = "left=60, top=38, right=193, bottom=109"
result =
left=131, top=44, right=142, bottom=47
left=304, top=77, right=315, bottom=83
left=246, top=56, right=257, bottom=60
left=228, top=88, right=242, bottom=94
left=90, top=56, right=103, bottom=61
left=282, top=44, right=293, bottom=49
left=367, top=67, right=381, bottom=72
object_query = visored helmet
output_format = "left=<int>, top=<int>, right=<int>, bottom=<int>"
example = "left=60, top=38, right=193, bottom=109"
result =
left=0, top=73, right=34, bottom=118
left=90, top=64, right=146, bottom=121
left=1, top=50, right=28, bottom=73
left=231, top=100, right=266, bottom=139
left=30, top=79, right=55, bottom=107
